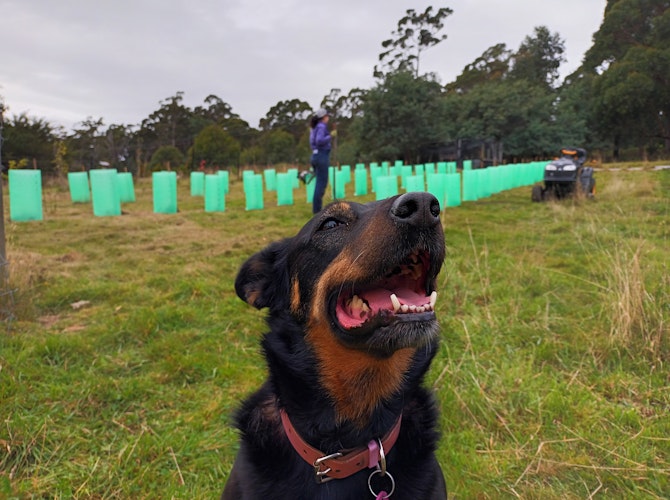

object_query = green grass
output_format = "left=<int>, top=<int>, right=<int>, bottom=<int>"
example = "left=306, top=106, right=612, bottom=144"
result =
left=1, top=166, right=669, bottom=498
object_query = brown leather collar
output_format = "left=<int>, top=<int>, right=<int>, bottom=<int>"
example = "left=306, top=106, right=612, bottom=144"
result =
left=280, top=409, right=402, bottom=483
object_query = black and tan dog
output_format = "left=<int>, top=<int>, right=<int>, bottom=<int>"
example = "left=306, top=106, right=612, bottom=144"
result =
left=223, top=192, right=448, bottom=499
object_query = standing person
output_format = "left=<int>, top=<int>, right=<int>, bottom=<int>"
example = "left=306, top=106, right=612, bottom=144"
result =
left=309, top=108, right=333, bottom=214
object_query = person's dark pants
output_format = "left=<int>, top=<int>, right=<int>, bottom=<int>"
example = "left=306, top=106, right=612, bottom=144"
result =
left=311, top=150, right=330, bottom=214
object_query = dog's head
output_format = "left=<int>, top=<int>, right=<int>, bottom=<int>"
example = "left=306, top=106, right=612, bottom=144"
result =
left=236, top=192, right=445, bottom=354
left=235, top=192, right=445, bottom=421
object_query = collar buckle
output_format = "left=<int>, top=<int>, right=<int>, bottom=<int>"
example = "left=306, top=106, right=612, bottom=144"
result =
left=313, top=452, right=343, bottom=483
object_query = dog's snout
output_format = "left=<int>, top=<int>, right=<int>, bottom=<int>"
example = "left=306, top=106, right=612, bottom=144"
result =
left=390, top=192, right=441, bottom=226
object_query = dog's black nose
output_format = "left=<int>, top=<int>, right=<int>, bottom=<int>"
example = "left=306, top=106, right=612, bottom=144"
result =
left=390, top=192, right=441, bottom=226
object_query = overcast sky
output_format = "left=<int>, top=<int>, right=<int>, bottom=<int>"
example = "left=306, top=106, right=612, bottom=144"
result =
left=0, top=0, right=606, bottom=132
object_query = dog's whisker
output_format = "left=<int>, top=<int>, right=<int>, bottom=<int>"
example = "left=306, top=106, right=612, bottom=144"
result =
left=336, top=250, right=368, bottom=299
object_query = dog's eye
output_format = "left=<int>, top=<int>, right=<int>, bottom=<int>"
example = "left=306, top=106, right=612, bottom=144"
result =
left=318, top=218, right=345, bottom=231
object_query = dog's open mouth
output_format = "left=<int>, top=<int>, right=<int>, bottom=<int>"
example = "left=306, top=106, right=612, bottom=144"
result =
left=332, top=249, right=438, bottom=333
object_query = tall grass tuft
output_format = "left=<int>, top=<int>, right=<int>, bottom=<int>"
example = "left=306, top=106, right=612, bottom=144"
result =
left=4, top=246, right=44, bottom=323
left=603, top=242, right=668, bottom=363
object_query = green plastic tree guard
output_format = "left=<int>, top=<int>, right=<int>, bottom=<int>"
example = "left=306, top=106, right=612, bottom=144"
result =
left=476, top=169, right=491, bottom=199
left=513, top=164, right=524, bottom=188
left=218, top=170, right=230, bottom=194
left=276, top=173, right=294, bottom=206
left=523, top=163, right=533, bottom=185
left=400, top=165, right=413, bottom=189
left=9, top=169, right=43, bottom=221
left=340, top=165, right=351, bottom=184
left=375, top=176, right=399, bottom=200
left=264, top=169, right=277, bottom=191
left=406, top=175, right=425, bottom=193
left=245, top=174, right=264, bottom=211
left=152, top=171, right=178, bottom=214
left=354, top=168, right=368, bottom=196
left=117, top=172, right=135, bottom=203
left=461, top=170, right=478, bottom=202
left=334, top=170, right=347, bottom=199
left=286, top=168, right=299, bottom=189
left=445, top=173, right=461, bottom=207
left=204, top=174, right=225, bottom=212
left=90, top=168, right=122, bottom=217
left=328, top=166, right=335, bottom=197
left=380, top=163, right=390, bottom=176
left=496, top=165, right=510, bottom=192
left=190, top=171, right=205, bottom=196
left=68, top=172, right=90, bottom=203
left=370, top=165, right=382, bottom=193
left=427, top=173, right=447, bottom=207
left=242, top=170, right=256, bottom=195
left=539, top=161, right=549, bottom=182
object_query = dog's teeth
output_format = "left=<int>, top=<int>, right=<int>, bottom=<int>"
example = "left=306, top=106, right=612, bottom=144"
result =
left=350, top=294, right=370, bottom=314
left=390, top=293, right=437, bottom=314
left=390, top=294, right=401, bottom=313
left=353, top=295, right=370, bottom=312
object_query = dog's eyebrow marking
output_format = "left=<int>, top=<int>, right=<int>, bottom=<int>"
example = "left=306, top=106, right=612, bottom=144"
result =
left=330, top=201, right=353, bottom=212
left=323, top=201, right=355, bottom=220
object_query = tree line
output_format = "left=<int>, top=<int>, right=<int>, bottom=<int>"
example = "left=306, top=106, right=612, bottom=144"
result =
left=1, top=0, right=668, bottom=177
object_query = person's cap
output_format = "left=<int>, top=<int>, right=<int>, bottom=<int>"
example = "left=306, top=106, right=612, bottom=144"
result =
left=315, top=108, right=328, bottom=119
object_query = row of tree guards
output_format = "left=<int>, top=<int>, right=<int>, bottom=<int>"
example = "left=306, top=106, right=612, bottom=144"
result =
left=6, top=160, right=549, bottom=222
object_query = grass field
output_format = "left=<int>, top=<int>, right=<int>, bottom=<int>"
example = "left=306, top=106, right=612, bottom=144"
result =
left=1, top=165, right=669, bottom=499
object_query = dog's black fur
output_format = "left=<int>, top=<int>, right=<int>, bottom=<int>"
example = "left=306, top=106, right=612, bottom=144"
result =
left=223, top=193, right=448, bottom=499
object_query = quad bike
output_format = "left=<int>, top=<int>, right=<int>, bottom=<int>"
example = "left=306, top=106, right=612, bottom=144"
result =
left=532, top=148, right=595, bottom=202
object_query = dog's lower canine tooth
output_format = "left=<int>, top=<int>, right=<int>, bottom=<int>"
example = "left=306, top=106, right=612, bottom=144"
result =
left=430, top=291, right=437, bottom=309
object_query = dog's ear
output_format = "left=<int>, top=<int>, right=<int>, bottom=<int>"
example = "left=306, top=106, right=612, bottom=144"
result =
left=235, top=239, right=289, bottom=309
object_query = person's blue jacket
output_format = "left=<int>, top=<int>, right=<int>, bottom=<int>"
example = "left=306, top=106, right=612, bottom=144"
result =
left=310, top=122, right=331, bottom=153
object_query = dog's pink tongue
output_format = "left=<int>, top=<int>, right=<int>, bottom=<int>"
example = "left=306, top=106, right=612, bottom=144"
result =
left=336, top=288, right=428, bottom=329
